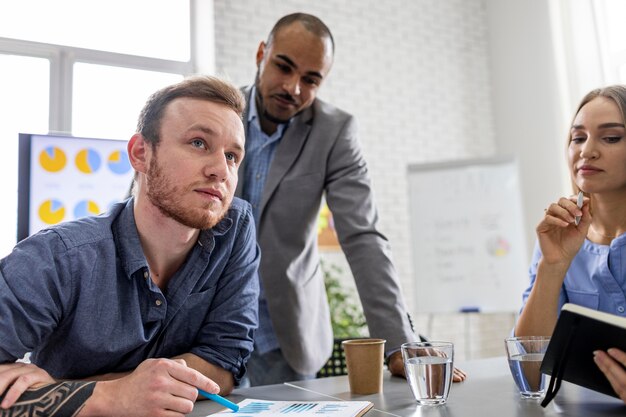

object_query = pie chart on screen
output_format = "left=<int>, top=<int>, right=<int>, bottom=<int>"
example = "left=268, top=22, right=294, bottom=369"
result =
left=74, top=200, right=100, bottom=219
left=107, top=150, right=131, bottom=174
left=38, top=199, right=65, bottom=225
left=75, top=148, right=101, bottom=173
left=39, top=146, right=67, bottom=172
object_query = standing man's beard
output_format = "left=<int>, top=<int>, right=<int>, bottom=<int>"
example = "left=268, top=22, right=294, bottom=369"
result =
left=145, top=151, right=230, bottom=230
left=254, top=71, right=295, bottom=125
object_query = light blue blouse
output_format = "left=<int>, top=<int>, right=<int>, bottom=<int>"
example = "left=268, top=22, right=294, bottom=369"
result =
left=521, top=233, right=626, bottom=316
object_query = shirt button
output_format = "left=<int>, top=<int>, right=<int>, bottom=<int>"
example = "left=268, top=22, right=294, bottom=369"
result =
left=618, top=306, right=625, bottom=313
left=256, top=174, right=261, bottom=179
left=143, top=271, right=148, bottom=279
left=155, top=299, right=163, bottom=306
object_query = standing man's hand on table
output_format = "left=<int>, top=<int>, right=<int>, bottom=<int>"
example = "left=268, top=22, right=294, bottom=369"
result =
left=387, top=350, right=468, bottom=382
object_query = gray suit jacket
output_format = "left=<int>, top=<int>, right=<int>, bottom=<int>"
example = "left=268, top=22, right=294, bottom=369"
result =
left=236, top=86, right=415, bottom=375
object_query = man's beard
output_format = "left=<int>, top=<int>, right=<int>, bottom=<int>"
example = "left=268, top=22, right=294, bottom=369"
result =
left=145, top=152, right=229, bottom=230
left=254, top=71, right=294, bottom=125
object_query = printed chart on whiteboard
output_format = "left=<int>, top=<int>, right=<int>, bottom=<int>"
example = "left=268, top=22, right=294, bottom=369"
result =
left=407, top=157, right=529, bottom=313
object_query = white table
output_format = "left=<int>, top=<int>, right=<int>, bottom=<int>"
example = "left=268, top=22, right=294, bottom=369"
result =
left=188, top=357, right=626, bottom=416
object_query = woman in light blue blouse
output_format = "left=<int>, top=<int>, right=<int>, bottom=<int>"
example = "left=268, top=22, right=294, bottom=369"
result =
left=515, top=85, right=626, bottom=401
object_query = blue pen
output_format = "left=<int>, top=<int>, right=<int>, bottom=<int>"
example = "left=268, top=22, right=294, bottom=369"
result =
left=197, top=389, right=240, bottom=412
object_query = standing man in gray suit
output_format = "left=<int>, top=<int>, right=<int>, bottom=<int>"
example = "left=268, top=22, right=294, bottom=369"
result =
left=237, top=13, right=465, bottom=386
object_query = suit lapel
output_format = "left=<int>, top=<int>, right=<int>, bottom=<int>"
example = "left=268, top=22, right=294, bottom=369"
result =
left=235, top=86, right=253, bottom=198
left=258, top=106, right=313, bottom=218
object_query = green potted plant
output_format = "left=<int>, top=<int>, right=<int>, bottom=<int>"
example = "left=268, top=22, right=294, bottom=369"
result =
left=318, top=260, right=368, bottom=377
left=323, top=261, right=367, bottom=338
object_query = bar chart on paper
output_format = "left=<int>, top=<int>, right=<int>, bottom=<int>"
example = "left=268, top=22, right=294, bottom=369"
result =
left=211, top=399, right=373, bottom=417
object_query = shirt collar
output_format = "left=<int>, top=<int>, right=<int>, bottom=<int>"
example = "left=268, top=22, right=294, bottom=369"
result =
left=113, top=199, right=148, bottom=279
left=248, top=86, right=260, bottom=125
left=113, top=198, right=234, bottom=279
left=248, top=86, right=290, bottom=137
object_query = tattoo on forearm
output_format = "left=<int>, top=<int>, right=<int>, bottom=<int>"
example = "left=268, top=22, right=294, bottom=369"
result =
left=0, top=381, right=96, bottom=417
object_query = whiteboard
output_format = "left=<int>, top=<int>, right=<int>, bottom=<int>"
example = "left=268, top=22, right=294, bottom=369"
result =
left=407, top=157, right=528, bottom=313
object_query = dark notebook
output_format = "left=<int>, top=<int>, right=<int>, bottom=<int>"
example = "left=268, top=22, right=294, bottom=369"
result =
left=540, top=303, right=626, bottom=406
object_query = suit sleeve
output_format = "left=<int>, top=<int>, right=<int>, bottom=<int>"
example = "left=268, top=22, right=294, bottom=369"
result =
left=324, top=115, right=417, bottom=354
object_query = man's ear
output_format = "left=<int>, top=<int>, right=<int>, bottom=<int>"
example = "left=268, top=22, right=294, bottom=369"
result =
left=255, top=41, right=266, bottom=67
left=128, top=133, right=150, bottom=174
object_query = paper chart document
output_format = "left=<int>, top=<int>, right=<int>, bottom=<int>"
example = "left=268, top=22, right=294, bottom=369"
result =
left=210, top=399, right=373, bottom=417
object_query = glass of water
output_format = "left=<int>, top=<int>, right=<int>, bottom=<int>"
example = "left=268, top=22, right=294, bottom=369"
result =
left=504, top=336, right=550, bottom=399
left=401, top=341, right=454, bottom=405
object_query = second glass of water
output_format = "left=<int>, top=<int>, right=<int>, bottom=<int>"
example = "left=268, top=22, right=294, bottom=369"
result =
left=504, top=336, right=550, bottom=399
left=401, top=341, right=454, bottom=405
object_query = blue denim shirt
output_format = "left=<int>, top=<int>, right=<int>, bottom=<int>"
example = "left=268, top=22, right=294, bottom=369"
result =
left=0, top=198, right=260, bottom=383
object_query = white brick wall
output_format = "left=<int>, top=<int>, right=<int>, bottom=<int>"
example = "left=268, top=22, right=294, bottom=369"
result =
left=213, top=0, right=503, bottom=356
left=411, top=311, right=516, bottom=361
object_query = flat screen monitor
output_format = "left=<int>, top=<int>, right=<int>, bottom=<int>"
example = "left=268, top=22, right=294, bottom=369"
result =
left=17, top=133, right=134, bottom=241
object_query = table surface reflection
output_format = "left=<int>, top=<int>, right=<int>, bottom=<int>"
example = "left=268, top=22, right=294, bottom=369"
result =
left=188, top=357, right=625, bottom=417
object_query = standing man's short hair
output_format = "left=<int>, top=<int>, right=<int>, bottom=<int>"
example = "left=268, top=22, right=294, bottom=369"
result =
left=266, top=13, right=335, bottom=54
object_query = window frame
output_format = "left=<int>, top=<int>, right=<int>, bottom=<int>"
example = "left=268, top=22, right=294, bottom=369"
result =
left=0, top=0, right=213, bottom=135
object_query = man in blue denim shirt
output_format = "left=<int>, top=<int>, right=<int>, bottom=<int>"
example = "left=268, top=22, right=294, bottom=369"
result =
left=0, top=76, right=260, bottom=417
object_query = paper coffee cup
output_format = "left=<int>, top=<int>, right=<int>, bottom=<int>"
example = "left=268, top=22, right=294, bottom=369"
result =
left=342, top=338, right=386, bottom=395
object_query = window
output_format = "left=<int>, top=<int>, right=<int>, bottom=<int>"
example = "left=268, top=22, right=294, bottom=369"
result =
left=0, top=55, right=49, bottom=257
left=0, top=0, right=190, bottom=61
left=595, top=0, right=626, bottom=83
left=72, top=64, right=183, bottom=139
left=554, top=0, right=626, bottom=102
left=0, top=0, right=212, bottom=257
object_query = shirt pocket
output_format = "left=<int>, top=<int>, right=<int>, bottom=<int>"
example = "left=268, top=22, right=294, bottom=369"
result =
left=565, top=288, right=600, bottom=310
left=160, top=286, right=218, bottom=354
